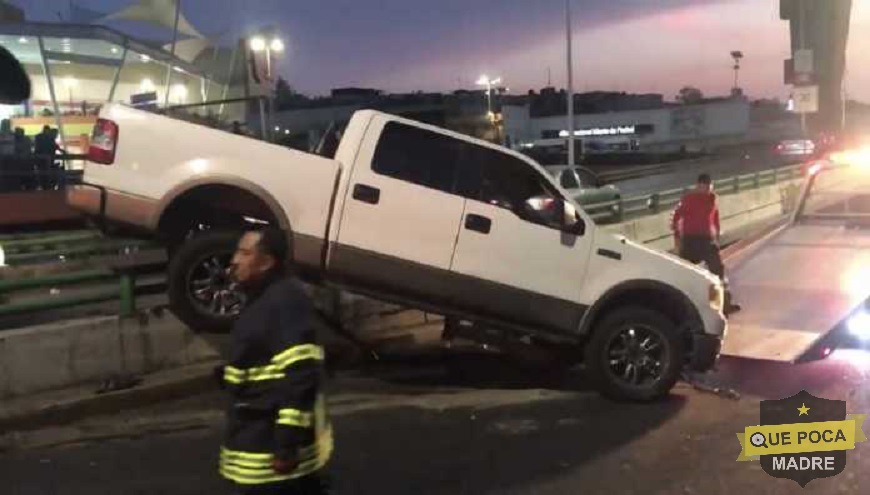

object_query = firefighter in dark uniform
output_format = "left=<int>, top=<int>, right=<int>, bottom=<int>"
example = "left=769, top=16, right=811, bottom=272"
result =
left=217, top=228, right=333, bottom=494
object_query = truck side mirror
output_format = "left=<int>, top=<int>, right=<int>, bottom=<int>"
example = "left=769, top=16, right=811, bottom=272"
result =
left=0, top=45, right=31, bottom=104
left=561, top=200, right=586, bottom=236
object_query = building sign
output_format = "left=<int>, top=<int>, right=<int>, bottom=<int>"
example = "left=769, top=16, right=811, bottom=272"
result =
left=557, top=124, right=651, bottom=138
left=130, top=91, right=158, bottom=110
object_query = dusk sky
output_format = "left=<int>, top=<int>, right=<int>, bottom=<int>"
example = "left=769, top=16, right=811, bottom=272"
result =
left=14, top=0, right=870, bottom=102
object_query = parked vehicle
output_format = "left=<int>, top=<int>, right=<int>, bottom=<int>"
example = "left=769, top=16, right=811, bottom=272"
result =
left=544, top=165, right=621, bottom=221
left=68, top=104, right=727, bottom=401
left=775, top=138, right=816, bottom=157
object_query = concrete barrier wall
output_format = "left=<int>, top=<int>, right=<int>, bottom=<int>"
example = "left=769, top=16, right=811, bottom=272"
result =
left=0, top=310, right=219, bottom=399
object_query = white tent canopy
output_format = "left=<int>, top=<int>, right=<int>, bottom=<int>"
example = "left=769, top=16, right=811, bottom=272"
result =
left=162, top=37, right=211, bottom=63
left=100, top=0, right=205, bottom=39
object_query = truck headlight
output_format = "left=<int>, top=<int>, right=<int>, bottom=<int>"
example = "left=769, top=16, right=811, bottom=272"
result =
left=709, top=283, right=724, bottom=312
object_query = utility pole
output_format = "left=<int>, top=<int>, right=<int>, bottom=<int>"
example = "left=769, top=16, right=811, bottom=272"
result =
left=798, top=0, right=807, bottom=137
left=566, top=0, right=575, bottom=167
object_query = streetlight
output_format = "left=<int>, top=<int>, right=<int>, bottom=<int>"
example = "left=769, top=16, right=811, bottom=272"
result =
left=250, top=35, right=285, bottom=81
left=249, top=34, right=285, bottom=141
left=566, top=0, right=576, bottom=167
left=476, top=75, right=502, bottom=120
left=731, top=50, right=743, bottom=92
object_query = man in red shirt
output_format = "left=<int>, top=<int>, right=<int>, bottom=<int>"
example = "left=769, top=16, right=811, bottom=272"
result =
left=672, top=173, right=740, bottom=314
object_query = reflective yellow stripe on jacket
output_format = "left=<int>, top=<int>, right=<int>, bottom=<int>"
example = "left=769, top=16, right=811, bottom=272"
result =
left=219, top=426, right=334, bottom=485
left=276, top=408, right=313, bottom=428
left=224, top=344, right=325, bottom=385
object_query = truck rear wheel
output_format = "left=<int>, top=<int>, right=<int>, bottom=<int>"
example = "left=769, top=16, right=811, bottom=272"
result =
left=167, top=231, right=245, bottom=333
left=584, top=306, right=684, bottom=402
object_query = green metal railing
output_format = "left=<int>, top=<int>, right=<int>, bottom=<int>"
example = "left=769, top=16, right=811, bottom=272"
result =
left=0, top=231, right=166, bottom=320
left=0, top=266, right=166, bottom=318
left=582, top=163, right=805, bottom=223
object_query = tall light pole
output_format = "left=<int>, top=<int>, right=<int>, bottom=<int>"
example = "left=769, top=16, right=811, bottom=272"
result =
left=477, top=75, right=502, bottom=139
left=249, top=35, right=285, bottom=141
left=730, top=50, right=743, bottom=92
left=566, top=0, right=576, bottom=167
left=476, top=75, right=502, bottom=117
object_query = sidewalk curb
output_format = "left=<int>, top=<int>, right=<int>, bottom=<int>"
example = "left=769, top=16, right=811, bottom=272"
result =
left=0, top=361, right=219, bottom=434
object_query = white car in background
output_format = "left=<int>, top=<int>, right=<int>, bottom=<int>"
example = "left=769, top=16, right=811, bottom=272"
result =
left=544, top=165, right=622, bottom=221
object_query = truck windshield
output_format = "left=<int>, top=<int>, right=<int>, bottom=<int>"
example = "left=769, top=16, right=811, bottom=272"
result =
left=799, top=160, right=870, bottom=225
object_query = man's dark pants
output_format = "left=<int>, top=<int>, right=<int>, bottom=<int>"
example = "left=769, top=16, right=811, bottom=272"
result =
left=679, top=235, right=725, bottom=280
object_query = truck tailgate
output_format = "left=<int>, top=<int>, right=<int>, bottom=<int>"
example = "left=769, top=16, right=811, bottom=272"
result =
left=721, top=224, right=870, bottom=361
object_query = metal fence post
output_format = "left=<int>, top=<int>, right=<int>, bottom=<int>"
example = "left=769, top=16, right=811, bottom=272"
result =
left=613, top=200, right=624, bottom=223
left=119, top=271, right=136, bottom=317
left=754, top=172, right=761, bottom=188
left=648, top=193, right=660, bottom=213
left=733, top=175, right=739, bottom=194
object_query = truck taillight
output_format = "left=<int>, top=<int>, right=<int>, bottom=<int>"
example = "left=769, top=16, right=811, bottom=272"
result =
left=88, top=118, right=119, bottom=165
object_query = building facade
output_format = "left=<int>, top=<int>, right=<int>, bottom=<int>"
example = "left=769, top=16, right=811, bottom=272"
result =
left=504, top=95, right=752, bottom=163
left=0, top=20, right=243, bottom=159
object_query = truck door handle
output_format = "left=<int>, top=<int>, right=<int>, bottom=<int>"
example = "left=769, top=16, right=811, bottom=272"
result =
left=465, top=214, right=491, bottom=234
left=352, top=184, right=380, bottom=204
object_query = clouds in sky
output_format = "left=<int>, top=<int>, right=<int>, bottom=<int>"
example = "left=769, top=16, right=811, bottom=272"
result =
left=14, top=0, right=869, bottom=101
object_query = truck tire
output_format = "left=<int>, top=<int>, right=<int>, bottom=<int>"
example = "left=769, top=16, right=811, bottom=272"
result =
left=167, top=231, right=244, bottom=333
left=584, top=306, right=685, bottom=402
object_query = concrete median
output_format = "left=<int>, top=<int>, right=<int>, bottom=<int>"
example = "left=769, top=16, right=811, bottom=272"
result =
left=0, top=308, right=220, bottom=400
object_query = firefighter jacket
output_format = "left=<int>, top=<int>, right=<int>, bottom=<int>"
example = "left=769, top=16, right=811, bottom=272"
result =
left=218, top=274, right=332, bottom=486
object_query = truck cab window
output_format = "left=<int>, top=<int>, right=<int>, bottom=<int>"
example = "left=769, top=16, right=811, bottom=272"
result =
left=371, top=121, right=458, bottom=193
left=457, top=142, right=563, bottom=229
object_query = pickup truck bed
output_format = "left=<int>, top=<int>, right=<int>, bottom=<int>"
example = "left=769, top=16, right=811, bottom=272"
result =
left=721, top=163, right=870, bottom=362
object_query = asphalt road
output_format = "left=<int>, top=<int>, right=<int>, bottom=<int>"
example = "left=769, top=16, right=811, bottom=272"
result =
left=3, top=348, right=870, bottom=495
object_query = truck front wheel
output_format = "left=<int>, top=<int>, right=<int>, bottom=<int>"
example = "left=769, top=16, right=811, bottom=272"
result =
left=584, top=306, right=685, bottom=402
left=167, top=231, right=245, bottom=333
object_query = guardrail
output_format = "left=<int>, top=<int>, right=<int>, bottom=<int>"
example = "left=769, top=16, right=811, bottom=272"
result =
left=0, top=264, right=166, bottom=318
left=0, top=232, right=166, bottom=319
left=581, top=163, right=805, bottom=223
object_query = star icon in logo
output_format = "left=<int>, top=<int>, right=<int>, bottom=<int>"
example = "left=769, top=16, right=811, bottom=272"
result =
left=798, top=403, right=810, bottom=416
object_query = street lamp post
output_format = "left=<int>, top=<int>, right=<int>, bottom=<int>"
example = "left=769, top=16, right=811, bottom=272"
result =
left=477, top=75, right=502, bottom=141
left=730, top=50, right=743, bottom=92
left=250, top=35, right=285, bottom=141
left=566, top=0, right=576, bottom=167
left=477, top=75, right=502, bottom=116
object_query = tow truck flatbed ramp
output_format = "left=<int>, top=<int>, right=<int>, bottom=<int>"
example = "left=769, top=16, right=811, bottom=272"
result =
left=721, top=223, right=870, bottom=361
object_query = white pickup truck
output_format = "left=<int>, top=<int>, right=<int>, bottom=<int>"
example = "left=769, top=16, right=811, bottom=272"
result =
left=68, top=103, right=727, bottom=401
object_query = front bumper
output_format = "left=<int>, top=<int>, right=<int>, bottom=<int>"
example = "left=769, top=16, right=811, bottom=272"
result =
left=689, top=333, right=723, bottom=372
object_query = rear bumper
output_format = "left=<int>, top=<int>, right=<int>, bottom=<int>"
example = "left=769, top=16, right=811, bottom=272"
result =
left=66, top=184, right=158, bottom=231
